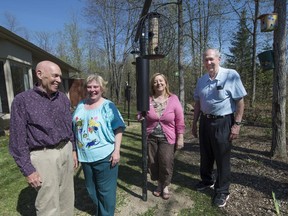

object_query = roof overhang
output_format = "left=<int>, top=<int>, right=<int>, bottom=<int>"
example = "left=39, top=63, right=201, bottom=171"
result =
left=0, top=25, right=80, bottom=74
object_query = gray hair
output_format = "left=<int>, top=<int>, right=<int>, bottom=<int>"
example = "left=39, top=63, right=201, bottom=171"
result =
left=203, top=48, right=221, bottom=58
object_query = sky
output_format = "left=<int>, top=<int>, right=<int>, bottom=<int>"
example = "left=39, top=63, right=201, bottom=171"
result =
left=0, top=0, right=86, bottom=33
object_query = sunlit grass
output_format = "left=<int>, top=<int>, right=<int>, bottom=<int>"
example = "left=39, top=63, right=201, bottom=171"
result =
left=0, top=136, right=31, bottom=216
left=0, top=124, right=223, bottom=215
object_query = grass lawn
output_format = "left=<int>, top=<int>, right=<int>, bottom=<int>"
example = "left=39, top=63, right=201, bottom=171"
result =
left=0, top=123, right=222, bottom=216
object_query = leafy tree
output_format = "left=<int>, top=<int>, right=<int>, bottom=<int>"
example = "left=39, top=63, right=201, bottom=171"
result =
left=256, top=41, right=273, bottom=102
left=227, top=9, right=252, bottom=90
left=55, top=31, right=70, bottom=64
left=53, top=13, right=85, bottom=72
left=64, top=15, right=85, bottom=71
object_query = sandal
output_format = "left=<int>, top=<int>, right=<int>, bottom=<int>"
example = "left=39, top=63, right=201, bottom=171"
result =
left=153, top=190, right=162, bottom=197
left=162, top=192, right=170, bottom=200
left=153, top=184, right=162, bottom=197
left=162, top=186, right=170, bottom=200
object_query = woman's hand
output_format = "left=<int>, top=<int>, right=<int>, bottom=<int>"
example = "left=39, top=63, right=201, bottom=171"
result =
left=110, top=150, right=120, bottom=167
left=176, top=134, right=184, bottom=150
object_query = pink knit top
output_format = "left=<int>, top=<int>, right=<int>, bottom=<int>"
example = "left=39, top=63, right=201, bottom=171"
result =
left=145, top=94, right=185, bottom=144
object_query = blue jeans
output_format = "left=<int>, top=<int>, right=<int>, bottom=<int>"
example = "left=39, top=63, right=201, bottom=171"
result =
left=81, top=154, right=118, bottom=216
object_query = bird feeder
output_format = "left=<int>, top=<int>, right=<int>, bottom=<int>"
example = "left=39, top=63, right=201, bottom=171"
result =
left=258, top=13, right=278, bottom=32
left=131, top=49, right=140, bottom=65
left=148, top=13, right=160, bottom=56
left=132, top=12, right=175, bottom=59
left=257, top=50, right=274, bottom=71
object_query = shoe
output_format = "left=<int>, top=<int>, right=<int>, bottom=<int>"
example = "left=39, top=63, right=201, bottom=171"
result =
left=196, top=181, right=215, bottom=191
left=161, top=186, right=170, bottom=200
left=162, top=192, right=170, bottom=200
left=213, top=193, right=230, bottom=207
left=152, top=190, right=161, bottom=197
left=153, top=185, right=162, bottom=197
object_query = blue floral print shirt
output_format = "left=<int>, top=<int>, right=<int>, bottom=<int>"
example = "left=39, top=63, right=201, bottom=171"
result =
left=72, top=99, right=126, bottom=162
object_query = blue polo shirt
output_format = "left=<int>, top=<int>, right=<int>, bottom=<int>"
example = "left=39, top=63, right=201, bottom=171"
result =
left=194, top=67, right=247, bottom=116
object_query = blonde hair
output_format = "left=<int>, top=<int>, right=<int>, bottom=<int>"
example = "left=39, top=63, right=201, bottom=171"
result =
left=150, top=73, right=171, bottom=96
left=85, top=74, right=108, bottom=93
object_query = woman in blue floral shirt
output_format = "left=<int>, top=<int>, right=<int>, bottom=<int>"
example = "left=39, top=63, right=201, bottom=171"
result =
left=73, top=74, right=126, bottom=216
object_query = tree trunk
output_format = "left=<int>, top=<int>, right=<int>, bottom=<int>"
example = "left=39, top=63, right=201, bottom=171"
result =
left=271, top=0, right=287, bottom=161
left=178, top=0, right=185, bottom=108
left=250, top=0, right=259, bottom=108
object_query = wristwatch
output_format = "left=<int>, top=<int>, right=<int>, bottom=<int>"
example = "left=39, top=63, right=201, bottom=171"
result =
left=234, top=121, right=242, bottom=126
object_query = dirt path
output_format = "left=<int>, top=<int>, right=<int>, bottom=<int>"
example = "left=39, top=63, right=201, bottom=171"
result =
left=115, top=125, right=288, bottom=216
left=115, top=179, right=194, bottom=216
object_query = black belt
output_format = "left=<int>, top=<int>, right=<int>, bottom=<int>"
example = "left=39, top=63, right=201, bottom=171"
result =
left=31, top=140, right=69, bottom=151
left=202, top=113, right=230, bottom=119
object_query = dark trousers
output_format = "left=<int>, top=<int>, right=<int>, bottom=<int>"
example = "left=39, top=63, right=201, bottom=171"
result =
left=199, top=114, right=233, bottom=194
left=81, top=154, right=118, bottom=216
left=147, top=134, right=175, bottom=187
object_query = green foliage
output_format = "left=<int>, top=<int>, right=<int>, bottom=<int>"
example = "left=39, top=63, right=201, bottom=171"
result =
left=272, top=191, right=280, bottom=215
left=255, top=41, right=273, bottom=103
left=227, top=9, right=253, bottom=90
left=255, top=68, right=273, bottom=102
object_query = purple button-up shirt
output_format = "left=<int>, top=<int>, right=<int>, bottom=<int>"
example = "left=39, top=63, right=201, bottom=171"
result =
left=9, top=85, right=75, bottom=176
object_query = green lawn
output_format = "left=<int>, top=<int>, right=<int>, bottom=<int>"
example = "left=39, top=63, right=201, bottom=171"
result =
left=0, top=124, right=222, bottom=216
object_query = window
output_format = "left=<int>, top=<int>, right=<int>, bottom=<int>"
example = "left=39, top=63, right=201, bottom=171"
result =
left=10, top=62, right=31, bottom=96
left=0, top=61, right=9, bottom=113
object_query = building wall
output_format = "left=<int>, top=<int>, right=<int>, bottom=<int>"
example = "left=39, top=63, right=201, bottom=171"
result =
left=0, top=40, right=32, bottom=63
left=0, top=39, right=71, bottom=113
left=0, top=27, right=79, bottom=134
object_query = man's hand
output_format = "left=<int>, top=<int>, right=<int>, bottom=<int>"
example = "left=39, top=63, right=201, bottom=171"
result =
left=73, top=151, right=78, bottom=169
left=229, top=124, right=241, bottom=141
left=192, top=123, right=198, bottom=138
left=26, top=172, right=42, bottom=190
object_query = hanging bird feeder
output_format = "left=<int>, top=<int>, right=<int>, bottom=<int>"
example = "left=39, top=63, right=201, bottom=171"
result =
left=132, top=12, right=175, bottom=59
left=258, top=13, right=278, bottom=32
left=257, top=50, right=274, bottom=71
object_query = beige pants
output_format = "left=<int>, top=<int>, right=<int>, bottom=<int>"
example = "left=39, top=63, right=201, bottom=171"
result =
left=30, top=141, right=74, bottom=216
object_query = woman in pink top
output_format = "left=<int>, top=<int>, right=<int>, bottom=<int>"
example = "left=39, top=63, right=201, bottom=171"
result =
left=145, top=73, right=185, bottom=199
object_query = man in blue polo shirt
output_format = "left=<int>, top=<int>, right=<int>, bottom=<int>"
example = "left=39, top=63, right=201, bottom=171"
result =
left=192, top=48, right=247, bottom=208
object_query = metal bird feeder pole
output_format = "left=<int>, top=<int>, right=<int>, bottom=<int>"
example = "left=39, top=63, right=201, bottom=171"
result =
left=132, top=0, right=175, bottom=201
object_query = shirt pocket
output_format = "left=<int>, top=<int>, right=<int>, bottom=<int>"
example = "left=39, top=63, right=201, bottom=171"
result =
left=216, top=89, right=227, bottom=100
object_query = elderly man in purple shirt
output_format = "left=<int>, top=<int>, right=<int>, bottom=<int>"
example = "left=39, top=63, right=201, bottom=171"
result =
left=9, top=60, right=78, bottom=216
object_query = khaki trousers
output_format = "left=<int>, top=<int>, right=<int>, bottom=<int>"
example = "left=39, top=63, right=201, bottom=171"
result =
left=30, top=141, right=74, bottom=216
